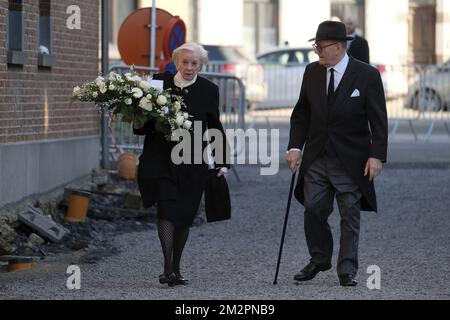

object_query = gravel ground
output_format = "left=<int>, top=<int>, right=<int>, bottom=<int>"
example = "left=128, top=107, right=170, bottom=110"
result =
left=0, top=120, right=449, bottom=300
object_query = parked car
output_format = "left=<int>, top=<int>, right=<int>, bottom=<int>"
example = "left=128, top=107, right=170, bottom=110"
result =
left=201, top=44, right=267, bottom=109
left=255, top=47, right=317, bottom=108
left=404, top=60, right=450, bottom=111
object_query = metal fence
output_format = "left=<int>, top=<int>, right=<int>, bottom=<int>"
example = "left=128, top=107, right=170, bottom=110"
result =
left=382, top=63, right=450, bottom=140
left=211, top=60, right=450, bottom=141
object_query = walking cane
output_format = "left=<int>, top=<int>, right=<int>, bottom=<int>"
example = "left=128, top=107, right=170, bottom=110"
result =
left=273, top=171, right=297, bottom=285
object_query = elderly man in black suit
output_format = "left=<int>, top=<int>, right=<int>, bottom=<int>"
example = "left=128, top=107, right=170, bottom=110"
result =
left=344, top=17, right=370, bottom=64
left=286, top=21, right=387, bottom=286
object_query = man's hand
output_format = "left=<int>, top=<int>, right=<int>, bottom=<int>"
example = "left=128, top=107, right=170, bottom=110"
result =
left=286, top=150, right=302, bottom=173
left=364, top=157, right=382, bottom=181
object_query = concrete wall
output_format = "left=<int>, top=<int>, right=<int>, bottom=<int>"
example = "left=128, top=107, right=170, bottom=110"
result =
left=197, top=0, right=243, bottom=46
left=366, top=0, right=409, bottom=65
left=436, top=0, right=450, bottom=63
left=0, top=136, right=99, bottom=208
left=279, top=0, right=330, bottom=48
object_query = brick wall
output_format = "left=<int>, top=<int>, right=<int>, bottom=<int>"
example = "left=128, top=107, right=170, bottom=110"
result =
left=0, top=0, right=100, bottom=143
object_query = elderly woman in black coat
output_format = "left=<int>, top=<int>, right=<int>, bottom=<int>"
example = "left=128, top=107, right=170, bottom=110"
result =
left=134, top=42, right=230, bottom=287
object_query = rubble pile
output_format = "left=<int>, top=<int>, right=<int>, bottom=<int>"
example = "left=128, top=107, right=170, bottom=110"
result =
left=0, top=171, right=158, bottom=265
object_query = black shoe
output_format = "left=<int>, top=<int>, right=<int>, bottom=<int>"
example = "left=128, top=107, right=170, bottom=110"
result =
left=159, top=273, right=176, bottom=287
left=339, top=274, right=357, bottom=287
left=174, top=274, right=189, bottom=285
left=294, top=262, right=331, bottom=281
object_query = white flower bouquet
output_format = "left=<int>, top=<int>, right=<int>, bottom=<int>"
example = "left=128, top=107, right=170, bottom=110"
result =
left=71, top=71, right=192, bottom=141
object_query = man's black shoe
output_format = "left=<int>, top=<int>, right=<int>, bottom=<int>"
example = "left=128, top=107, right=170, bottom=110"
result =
left=339, top=274, right=357, bottom=286
left=294, top=262, right=331, bottom=281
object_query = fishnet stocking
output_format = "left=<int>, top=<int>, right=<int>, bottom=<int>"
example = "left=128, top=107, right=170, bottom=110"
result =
left=157, top=219, right=190, bottom=277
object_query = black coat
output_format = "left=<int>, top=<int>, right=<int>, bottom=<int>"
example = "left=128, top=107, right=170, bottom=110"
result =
left=347, top=35, right=370, bottom=64
left=288, top=57, right=388, bottom=212
left=134, top=73, right=229, bottom=223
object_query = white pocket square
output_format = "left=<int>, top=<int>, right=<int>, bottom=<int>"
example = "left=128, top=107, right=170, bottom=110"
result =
left=350, top=89, right=360, bottom=97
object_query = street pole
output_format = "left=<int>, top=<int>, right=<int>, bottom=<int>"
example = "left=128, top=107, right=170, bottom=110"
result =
left=101, top=0, right=110, bottom=170
left=150, top=0, right=156, bottom=68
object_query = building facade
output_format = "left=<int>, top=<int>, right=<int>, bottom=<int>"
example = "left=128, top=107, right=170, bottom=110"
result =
left=0, top=0, right=100, bottom=208
left=110, top=0, right=450, bottom=65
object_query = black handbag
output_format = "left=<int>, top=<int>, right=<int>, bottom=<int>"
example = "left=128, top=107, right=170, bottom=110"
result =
left=204, top=169, right=231, bottom=222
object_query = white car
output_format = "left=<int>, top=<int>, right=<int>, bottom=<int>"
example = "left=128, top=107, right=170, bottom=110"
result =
left=201, top=45, right=268, bottom=109
left=255, top=47, right=317, bottom=109
left=404, top=60, right=450, bottom=111
left=256, top=47, right=399, bottom=108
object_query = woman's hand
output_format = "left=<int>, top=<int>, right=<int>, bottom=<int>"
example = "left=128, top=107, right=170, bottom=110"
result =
left=216, top=167, right=228, bottom=177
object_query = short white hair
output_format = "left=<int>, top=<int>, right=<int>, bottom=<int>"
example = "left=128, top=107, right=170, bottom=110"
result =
left=172, top=42, right=208, bottom=66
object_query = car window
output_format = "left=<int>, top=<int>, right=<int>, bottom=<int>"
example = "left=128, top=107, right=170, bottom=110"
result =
left=294, top=51, right=305, bottom=64
left=307, top=50, right=318, bottom=63
left=258, top=52, right=289, bottom=65
left=203, top=45, right=249, bottom=62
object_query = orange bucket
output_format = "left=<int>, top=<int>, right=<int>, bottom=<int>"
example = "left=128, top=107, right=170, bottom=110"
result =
left=65, top=189, right=90, bottom=222
left=117, top=152, right=137, bottom=180
left=8, top=257, right=35, bottom=272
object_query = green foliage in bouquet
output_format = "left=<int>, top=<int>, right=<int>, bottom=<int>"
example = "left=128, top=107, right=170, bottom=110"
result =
left=71, top=71, right=192, bottom=140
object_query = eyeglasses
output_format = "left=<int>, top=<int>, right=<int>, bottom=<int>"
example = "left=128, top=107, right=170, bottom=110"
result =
left=312, top=42, right=339, bottom=53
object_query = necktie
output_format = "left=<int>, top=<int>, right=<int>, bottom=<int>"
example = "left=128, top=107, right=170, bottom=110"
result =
left=327, top=68, right=335, bottom=102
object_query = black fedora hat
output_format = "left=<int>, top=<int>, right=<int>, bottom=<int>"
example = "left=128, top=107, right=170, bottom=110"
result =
left=309, top=20, right=354, bottom=42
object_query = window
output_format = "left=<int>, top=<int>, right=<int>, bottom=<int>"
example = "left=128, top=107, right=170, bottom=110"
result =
left=8, top=0, right=23, bottom=51
left=7, top=0, right=27, bottom=65
left=109, top=0, right=138, bottom=60
left=39, top=0, right=51, bottom=52
left=38, top=0, right=56, bottom=67
left=258, top=52, right=289, bottom=65
left=330, top=0, right=366, bottom=36
left=244, top=0, right=279, bottom=56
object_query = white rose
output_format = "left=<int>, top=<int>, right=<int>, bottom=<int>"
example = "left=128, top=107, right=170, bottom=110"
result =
left=146, top=94, right=152, bottom=99
left=92, top=91, right=98, bottom=98
left=174, top=101, right=181, bottom=111
left=95, top=76, right=105, bottom=87
left=183, top=120, right=192, bottom=130
left=132, top=87, right=143, bottom=98
left=156, top=95, right=167, bottom=106
left=99, top=83, right=107, bottom=94
left=139, top=97, right=152, bottom=111
left=139, top=81, right=151, bottom=91
left=132, top=75, right=141, bottom=82
left=125, top=98, right=132, bottom=105
left=183, top=112, right=189, bottom=119
left=73, top=86, right=81, bottom=95
left=175, top=115, right=184, bottom=126
left=109, top=84, right=115, bottom=91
